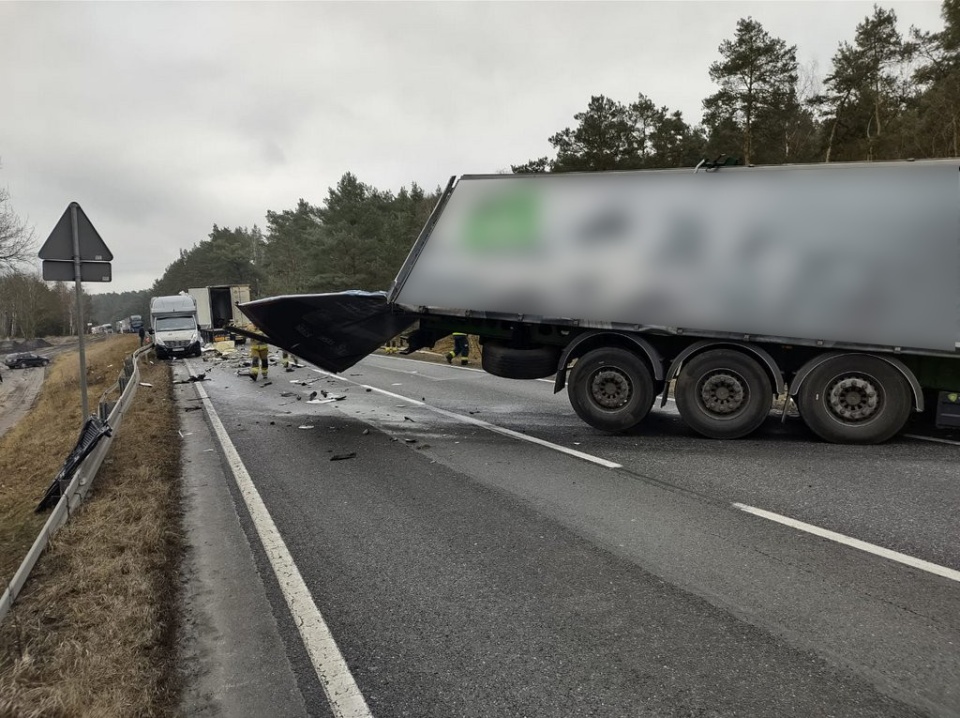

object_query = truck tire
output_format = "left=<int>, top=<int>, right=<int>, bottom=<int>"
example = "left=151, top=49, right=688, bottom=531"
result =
left=567, top=347, right=654, bottom=432
left=481, top=342, right=560, bottom=380
left=796, top=355, right=911, bottom=444
left=675, top=349, right=773, bottom=439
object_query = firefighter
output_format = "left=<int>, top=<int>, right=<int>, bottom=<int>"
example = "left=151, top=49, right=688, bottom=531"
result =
left=249, top=335, right=270, bottom=381
left=282, top=350, right=300, bottom=372
left=446, top=332, right=470, bottom=366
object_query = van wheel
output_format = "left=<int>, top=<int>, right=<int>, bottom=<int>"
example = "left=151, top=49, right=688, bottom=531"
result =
left=796, top=355, right=911, bottom=444
left=567, top=347, right=654, bottom=432
left=675, top=349, right=773, bottom=439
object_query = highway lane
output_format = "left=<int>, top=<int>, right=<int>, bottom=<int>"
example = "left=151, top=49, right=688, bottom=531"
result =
left=350, top=355, right=960, bottom=572
left=185, top=355, right=960, bottom=717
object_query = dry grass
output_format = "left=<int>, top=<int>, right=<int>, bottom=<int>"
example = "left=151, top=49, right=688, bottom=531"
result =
left=0, top=335, right=139, bottom=581
left=0, top=342, right=182, bottom=717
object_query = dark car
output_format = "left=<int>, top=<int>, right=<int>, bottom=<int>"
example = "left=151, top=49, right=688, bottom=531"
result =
left=4, top=352, right=50, bottom=369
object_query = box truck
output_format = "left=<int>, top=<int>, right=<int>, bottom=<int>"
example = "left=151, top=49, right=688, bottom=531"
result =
left=237, top=159, right=960, bottom=444
left=150, top=294, right=202, bottom=359
left=188, top=285, right=251, bottom=343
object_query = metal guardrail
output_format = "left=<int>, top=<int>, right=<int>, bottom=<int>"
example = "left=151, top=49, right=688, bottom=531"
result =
left=0, top=345, right=152, bottom=624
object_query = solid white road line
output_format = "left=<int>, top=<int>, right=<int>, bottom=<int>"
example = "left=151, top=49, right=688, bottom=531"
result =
left=733, top=502, right=960, bottom=584
left=313, top=369, right=622, bottom=469
left=194, top=379, right=373, bottom=718
left=903, top=433, right=960, bottom=447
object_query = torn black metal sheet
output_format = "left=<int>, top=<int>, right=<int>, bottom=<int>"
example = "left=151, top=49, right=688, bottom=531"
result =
left=238, top=291, right=416, bottom=373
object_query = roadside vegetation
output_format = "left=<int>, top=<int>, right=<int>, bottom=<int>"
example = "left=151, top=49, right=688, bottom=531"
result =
left=0, top=337, right=182, bottom=717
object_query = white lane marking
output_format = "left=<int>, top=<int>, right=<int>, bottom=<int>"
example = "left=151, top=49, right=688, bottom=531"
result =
left=370, top=355, right=556, bottom=383
left=314, top=369, right=621, bottom=469
left=193, top=378, right=373, bottom=718
left=903, top=433, right=960, bottom=447
left=733, top=503, right=960, bottom=584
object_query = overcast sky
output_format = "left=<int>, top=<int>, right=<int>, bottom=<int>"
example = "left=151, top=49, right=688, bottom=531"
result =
left=0, top=0, right=945, bottom=294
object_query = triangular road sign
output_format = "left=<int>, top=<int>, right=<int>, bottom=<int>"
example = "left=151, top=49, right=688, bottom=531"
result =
left=38, top=202, right=113, bottom=262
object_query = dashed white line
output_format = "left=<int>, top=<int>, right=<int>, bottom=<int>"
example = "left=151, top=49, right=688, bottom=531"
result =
left=733, top=503, right=960, bottom=584
left=193, top=377, right=373, bottom=718
left=313, top=369, right=622, bottom=469
left=318, top=363, right=957, bottom=582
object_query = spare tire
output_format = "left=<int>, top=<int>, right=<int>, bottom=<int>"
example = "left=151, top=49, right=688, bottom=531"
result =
left=481, top=342, right=560, bottom=380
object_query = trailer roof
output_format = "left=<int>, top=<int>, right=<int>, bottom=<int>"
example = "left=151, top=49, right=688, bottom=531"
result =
left=459, top=157, right=960, bottom=181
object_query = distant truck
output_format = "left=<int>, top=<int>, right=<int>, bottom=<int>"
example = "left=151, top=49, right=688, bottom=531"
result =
left=238, top=160, right=960, bottom=444
left=188, top=285, right=251, bottom=343
left=116, top=318, right=131, bottom=334
left=149, top=294, right=202, bottom=359
left=130, top=314, right=144, bottom=333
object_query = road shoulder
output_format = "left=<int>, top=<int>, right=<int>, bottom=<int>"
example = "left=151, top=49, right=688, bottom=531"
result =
left=176, top=369, right=308, bottom=718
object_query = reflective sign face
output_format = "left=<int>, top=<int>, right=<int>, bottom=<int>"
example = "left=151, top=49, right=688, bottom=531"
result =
left=395, top=164, right=959, bottom=352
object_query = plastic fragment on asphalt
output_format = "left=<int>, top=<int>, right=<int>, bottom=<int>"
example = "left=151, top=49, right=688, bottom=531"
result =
left=404, top=438, right=417, bottom=443
left=330, top=452, right=357, bottom=461
left=139, top=382, right=153, bottom=387
left=298, top=425, right=314, bottom=429
left=362, top=429, right=370, bottom=435
left=307, top=399, right=337, bottom=404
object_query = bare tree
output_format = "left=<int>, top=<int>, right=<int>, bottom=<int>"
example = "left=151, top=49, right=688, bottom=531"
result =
left=0, top=182, right=34, bottom=269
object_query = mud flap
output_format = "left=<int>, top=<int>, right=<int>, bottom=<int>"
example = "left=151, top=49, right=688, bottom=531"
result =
left=237, top=291, right=417, bottom=373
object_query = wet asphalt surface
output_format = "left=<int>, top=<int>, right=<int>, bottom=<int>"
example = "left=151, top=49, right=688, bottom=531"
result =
left=183, top=354, right=960, bottom=718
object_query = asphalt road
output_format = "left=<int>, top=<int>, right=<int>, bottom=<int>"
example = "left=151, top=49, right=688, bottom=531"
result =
left=179, top=353, right=960, bottom=718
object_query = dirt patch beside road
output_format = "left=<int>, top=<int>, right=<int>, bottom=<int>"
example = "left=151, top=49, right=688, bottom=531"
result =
left=0, top=368, right=46, bottom=441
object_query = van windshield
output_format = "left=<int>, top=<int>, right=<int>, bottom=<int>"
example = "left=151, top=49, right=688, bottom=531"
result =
left=155, top=317, right=197, bottom=332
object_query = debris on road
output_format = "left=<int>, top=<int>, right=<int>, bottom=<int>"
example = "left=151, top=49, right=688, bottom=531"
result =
left=362, top=429, right=370, bottom=435
left=404, top=438, right=417, bottom=443
left=183, top=407, right=201, bottom=412
left=298, top=425, right=314, bottom=430
left=139, top=382, right=153, bottom=388
left=330, top=452, right=357, bottom=461
left=173, top=373, right=207, bottom=384
left=309, top=391, right=318, bottom=400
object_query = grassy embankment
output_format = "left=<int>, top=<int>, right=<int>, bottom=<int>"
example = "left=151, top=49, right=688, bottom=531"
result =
left=0, top=335, right=182, bottom=717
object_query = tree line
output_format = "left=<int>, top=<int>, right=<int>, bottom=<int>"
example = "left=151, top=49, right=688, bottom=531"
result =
left=10, top=2, right=960, bottom=331
left=515, top=2, right=960, bottom=171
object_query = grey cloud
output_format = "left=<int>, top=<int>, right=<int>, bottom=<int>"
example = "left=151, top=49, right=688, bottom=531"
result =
left=0, top=1, right=944, bottom=293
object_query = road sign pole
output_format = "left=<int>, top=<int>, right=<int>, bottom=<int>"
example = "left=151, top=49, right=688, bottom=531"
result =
left=70, top=204, right=89, bottom=421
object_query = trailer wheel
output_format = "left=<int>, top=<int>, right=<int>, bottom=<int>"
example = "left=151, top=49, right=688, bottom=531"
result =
left=675, top=349, right=773, bottom=439
left=481, top=342, right=560, bottom=380
left=796, top=355, right=911, bottom=444
left=567, top=347, right=654, bottom=432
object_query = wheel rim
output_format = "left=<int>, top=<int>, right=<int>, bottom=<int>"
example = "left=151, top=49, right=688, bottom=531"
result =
left=697, top=370, right=748, bottom=417
left=824, top=373, right=883, bottom=424
left=589, top=367, right=633, bottom=410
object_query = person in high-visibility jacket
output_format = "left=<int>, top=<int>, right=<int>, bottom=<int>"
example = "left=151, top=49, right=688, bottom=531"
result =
left=249, top=336, right=270, bottom=380
left=281, top=350, right=299, bottom=372
left=446, top=332, right=470, bottom=366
